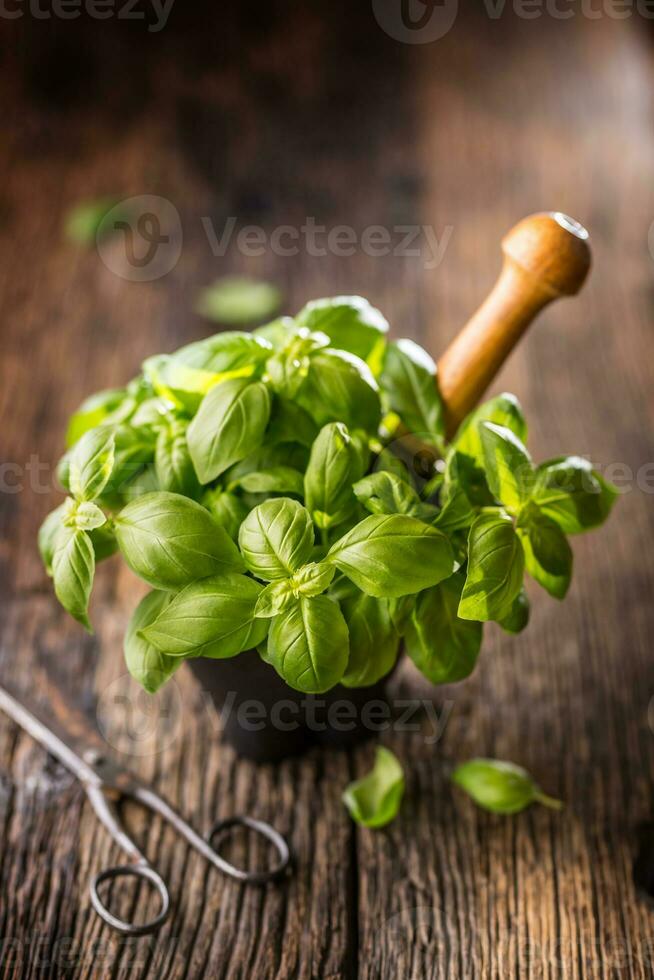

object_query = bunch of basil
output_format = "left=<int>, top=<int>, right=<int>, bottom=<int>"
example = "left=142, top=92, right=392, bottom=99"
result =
left=38, top=296, right=617, bottom=695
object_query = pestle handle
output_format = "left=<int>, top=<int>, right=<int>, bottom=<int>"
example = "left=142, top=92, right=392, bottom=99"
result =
left=436, top=212, right=592, bottom=437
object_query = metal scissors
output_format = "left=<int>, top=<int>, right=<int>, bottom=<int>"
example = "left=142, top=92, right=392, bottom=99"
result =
left=0, top=685, right=291, bottom=936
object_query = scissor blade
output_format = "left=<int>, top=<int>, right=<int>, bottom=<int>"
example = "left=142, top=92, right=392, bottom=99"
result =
left=0, top=684, right=98, bottom=783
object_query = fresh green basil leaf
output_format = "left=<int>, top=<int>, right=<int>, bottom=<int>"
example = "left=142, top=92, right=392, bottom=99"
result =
left=433, top=477, right=476, bottom=534
left=66, top=388, right=128, bottom=447
left=202, top=488, right=249, bottom=542
left=480, top=422, right=534, bottom=511
left=443, top=449, right=495, bottom=510
left=62, top=498, right=107, bottom=531
left=342, top=746, right=405, bottom=828
left=289, top=561, right=335, bottom=597
left=64, top=197, right=119, bottom=245
left=458, top=510, right=524, bottom=622
left=173, top=330, right=272, bottom=374
left=224, top=442, right=309, bottom=487
left=195, top=277, right=281, bottom=325
left=115, top=491, right=244, bottom=590
left=296, top=349, right=381, bottom=433
left=141, top=573, right=267, bottom=659
left=353, top=470, right=435, bottom=521
left=517, top=502, right=572, bottom=599
left=124, top=590, right=181, bottom=693
left=187, top=378, right=271, bottom=484
left=327, top=514, right=455, bottom=598
left=453, top=393, right=527, bottom=463
left=38, top=504, right=67, bottom=575
left=119, top=463, right=160, bottom=503
left=305, top=423, right=361, bottom=529
left=69, top=427, right=116, bottom=502
left=266, top=594, right=349, bottom=693
left=295, top=296, right=389, bottom=370
left=267, top=397, right=319, bottom=448
left=253, top=316, right=297, bottom=349
left=380, top=339, right=444, bottom=443
left=498, top=589, right=530, bottom=634
left=52, top=526, right=95, bottom=631
left=155, top=420, right=201, bottom=499
left=233, top=466, right=305, bottom=497
left=238, top=498, right=314, bottom=581
left=341, top=592, right=400, bottom=687
left=254, top=579, right=296, bottom=618
left=89, top=521, right=118, bottom=563
left=532, top=456, right=618, bottom=534
left=452, top=758, right=563, bottom=814
left=405, top=574, right=483, bottom=684
left=104, top=424, right=157, bottom=499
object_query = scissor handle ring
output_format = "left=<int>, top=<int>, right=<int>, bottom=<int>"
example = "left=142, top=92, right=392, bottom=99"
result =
left=90, top=863, right=170, bottom=936
left=208, top=815, right=291, bottom=884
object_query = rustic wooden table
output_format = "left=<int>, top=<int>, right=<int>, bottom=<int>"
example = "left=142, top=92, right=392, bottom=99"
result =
left=1, top=4, right=653, bottom=977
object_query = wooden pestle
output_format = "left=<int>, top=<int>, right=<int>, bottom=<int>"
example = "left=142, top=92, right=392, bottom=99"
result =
left=437, top=212, right=592, bottom=438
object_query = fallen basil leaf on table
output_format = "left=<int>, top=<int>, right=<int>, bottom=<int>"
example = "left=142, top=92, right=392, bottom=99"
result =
left=64, top=197, right=120, bottom=245
left=452, top=758, right=563, bottom=814
left=195, top=277, right=282, bottom=325
left=343, top=746, right=405, bottom=828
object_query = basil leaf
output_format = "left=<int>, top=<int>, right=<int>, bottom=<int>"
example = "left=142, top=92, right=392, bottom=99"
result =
left=254, top=580, right=296, bottom=618
left=342, top=746, right=405, bottom=828
left=104, top=424, right=157, bottom=499
left=239, top=498, right=314, bottom=581
left=353, top=470, right=436, bottom=521
left=233, top=466, right=305, bottom=497
left=267, top=397, right=319, bottom=448
left=225, top=442, right=309, bottom=487
left=266, top=594, right=349, bottom=692
left=443, top=448, right=495, bottom=510
left=517, top=502, right=572, bottom=599
left=115, top=491, right=244, bottom=590
left=433, top=475, right=476, bottom=534
left=253, top=316, right=297, bottom=349
left=66, top=388, right=128, bottom=447
left=62, top=498, right=107, bottom=531
left=52, top=526, right=95, bottom=631
left=173, top=330, right=272, bottom=373
left=405, top=574, right=483, bottom=684
left=341, top=592, right=400, bottom=687
left=89, top=521, right=118, bottom=563
left=499, top=589, right=530, bottom=634
left=295, top=296, right=389, bottom=370
left=380, top=339, right=444, bottom=442
left=69, top=428, right=116, bottom=502
left=480, top=421, right=534, bottom=511
left=38, top=504, right=67, bottom=575
left=296, top=350, right=381, bottom=433
left=140, top=573, right=267, bottom=659
left=452, top=758, right=563, bottom=814
left=327, top=514, right=455, bottom=598
left=453, top=393, right=527, bottom=463
left=195, top=277, right=281, bottom=325
left=202, top=488, right=249, bottom=541
left=458, top=511, right=524, bottom=622
left=289, top=561, right=335, bottom=597
left=305, top=423, right=361, bottom=529
left=187, top=378, right=271, bottom=484
left=155, top=420, right=201, bottom=499
left=532, top=456, right=618, bottom=534
left=124, top=590, right=181, bottom=693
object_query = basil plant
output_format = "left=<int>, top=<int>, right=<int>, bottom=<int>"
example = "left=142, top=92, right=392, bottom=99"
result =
left=39, top=296, right=617, bottom=695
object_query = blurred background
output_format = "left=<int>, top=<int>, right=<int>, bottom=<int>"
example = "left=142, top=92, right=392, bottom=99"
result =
left=1, top=2, right=654, bottom=976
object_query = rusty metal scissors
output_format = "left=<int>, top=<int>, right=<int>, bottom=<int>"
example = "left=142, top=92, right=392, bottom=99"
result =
left=0, top=685, right=291, bottom=936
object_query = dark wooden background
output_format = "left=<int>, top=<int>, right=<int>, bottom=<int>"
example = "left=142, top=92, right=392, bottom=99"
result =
left=1, top=3, right=654, bottom=977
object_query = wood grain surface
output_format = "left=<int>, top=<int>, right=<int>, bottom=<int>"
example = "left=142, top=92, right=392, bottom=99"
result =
left=1, top=4, right=654, bottom=977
